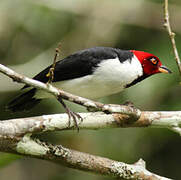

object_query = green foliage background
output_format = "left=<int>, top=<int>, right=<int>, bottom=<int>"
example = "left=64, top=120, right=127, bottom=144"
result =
left=0, top=0, right=181, bottom=179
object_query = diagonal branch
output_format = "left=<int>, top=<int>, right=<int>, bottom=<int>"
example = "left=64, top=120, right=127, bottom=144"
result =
left=0, top=134, right=171, bottom=180
left=0, top=63, right=141, bottom=118
left=163, top=0, right=181, bottom=75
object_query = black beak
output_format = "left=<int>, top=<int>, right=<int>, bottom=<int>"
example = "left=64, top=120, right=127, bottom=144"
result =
left=158, top=66, right=172, bottom=74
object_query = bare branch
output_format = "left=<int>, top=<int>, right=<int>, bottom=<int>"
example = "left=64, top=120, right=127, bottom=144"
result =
left=164, top=0, right=181, bottom=75
left=1, top=111, right=181, bottom=140
left=0, top=134, right=171, bottom=180
left=0, top=63, right=141, bottom=118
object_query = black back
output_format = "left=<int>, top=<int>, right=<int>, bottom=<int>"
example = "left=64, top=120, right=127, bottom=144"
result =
left=23, top=47, right=133, bottom=89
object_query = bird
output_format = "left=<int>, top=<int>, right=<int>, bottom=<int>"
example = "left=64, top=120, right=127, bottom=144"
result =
left=7, top=47, right=171, bottom=125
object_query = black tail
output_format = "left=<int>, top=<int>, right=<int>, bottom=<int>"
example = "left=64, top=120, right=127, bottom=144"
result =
left=7, top=88, right=41, bottom=112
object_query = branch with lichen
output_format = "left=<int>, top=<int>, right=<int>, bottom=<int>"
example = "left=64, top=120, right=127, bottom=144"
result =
left=0, top=133, right=171, bottom=180
left=1, top=63, right=181, bottom=135
left=0, top=62, right=179, bottom=179
left=1, top=111, right=181, bottom=136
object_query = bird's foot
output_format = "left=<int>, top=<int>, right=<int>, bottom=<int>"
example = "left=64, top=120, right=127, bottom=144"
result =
left=65, top=107, right=83, bottom=131
left=57, top=97, right=83, bottom=131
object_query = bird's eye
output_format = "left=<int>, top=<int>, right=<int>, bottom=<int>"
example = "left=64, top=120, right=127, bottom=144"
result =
left=150, top=57, right=158, bottom=65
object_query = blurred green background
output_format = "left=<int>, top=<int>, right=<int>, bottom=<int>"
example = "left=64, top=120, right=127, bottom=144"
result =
left=0, top=0, right=181, bottom=179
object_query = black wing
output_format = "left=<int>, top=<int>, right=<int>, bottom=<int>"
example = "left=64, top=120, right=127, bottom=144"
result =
left=23, top=47, right=133, bottom=89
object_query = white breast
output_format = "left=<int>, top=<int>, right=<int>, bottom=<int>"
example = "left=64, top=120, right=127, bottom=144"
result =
left=35, top=55, right=143, bottom=99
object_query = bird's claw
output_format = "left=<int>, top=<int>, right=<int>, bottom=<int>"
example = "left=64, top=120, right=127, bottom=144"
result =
left=65, top=107, right=83, bottom=131
left=58, top=97, right=83, bottom=132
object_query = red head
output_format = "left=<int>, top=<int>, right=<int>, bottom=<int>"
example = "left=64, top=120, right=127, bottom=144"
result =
left=131, top=50, right=171, bottom=76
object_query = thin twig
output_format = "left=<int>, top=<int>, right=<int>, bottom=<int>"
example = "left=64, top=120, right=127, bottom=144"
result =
left=163, top=0, right=181, bottom=75
left=46, top=44, right=61, bottom=83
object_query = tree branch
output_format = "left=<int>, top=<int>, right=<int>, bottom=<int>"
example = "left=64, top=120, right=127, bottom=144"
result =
left=0, top=63, right=141, bottom=118
left=0, top=134, right=171, bottom=180
left=1, top=111, right=181, bottom=138
left=0, top=63, right=177, bottom=179
left=164, top=0, right=181, bottom=75
left=1, top=63, right=181, bottom=134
